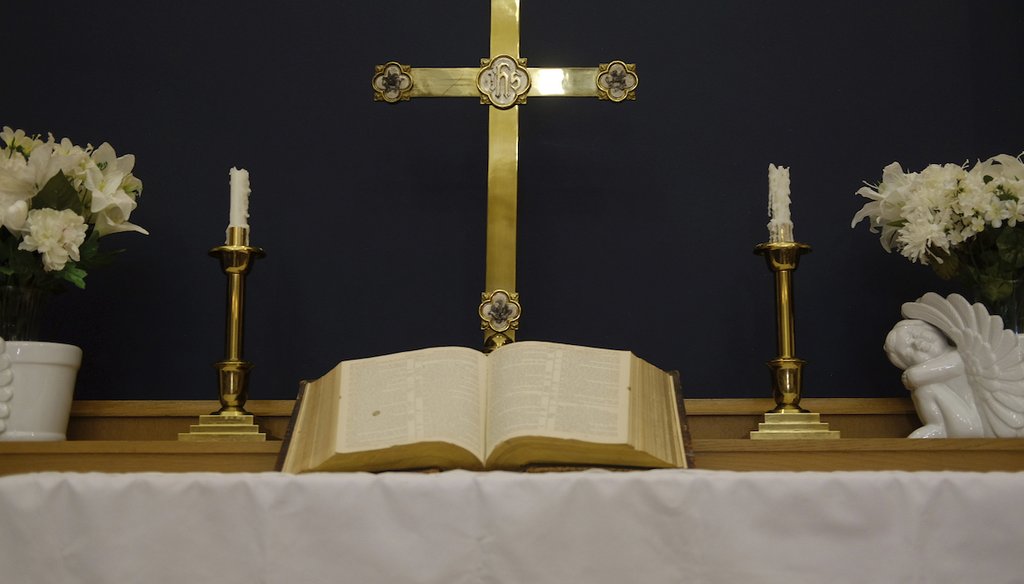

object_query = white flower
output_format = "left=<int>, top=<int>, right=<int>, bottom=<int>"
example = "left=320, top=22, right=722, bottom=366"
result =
left=49, top=137, right=92, bottom=188
left=852, top=162, right=919, bottom=252
left=853, top=154, right=1024, bottom=264
left=897, top=207, right=948, bottom=264
left=0, top=127, right=43, bottom=155
left=0, top=136, right=91, bottom=211
left=973, top=154, right=1024, bottom=183
left=18, top=208, right=88, bottom=272
left=0, top=128, right=146, bottom=289
left=22, top=143, right=67, bottom=193
left=0, top=151, right=35, bottom=210
left=0, top=200, right=28, bottom=233
left=84, top=143, right=147, bottom=236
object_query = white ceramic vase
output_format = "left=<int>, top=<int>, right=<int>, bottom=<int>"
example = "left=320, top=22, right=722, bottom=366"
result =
left=0, top=340, right=82, bottom=441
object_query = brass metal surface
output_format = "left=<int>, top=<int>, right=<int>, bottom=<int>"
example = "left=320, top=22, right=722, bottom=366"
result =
left=528, top=68, right=600, bottom=96
left=755, top=241, right=811, bottom=360
left=178, top=414, right=266, bottom=442
left=750, top=412, right=841, bottom=440
left=766, top=357, right=806, bottom=413
left=485, top=108, right=519, bottom=297
left=753, top=241, right=838, bottom=439
left=490, top=0, right=520, bottom=57
left=407, top=67, right=606, bottom=98
left=182, top=226, right=267, bottom=441
left=407, top=68, right=479, bottom=98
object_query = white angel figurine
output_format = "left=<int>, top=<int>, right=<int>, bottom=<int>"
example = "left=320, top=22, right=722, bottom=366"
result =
left=884, top=293, right=1024, bottom=438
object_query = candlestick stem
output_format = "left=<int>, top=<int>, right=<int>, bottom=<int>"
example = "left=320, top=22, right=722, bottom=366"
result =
left=179, top=228, right=267, bottom=442
left=751, top=240, right=839, bottom=439
left=756, top=241, right=809, bottom=412
left=775, top=269, right=795, bottom=359
left=211, top=226, right=264, bottom=415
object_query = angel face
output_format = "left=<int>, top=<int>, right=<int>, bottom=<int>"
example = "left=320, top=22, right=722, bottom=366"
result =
left=884, top=320, right=951, bottom=370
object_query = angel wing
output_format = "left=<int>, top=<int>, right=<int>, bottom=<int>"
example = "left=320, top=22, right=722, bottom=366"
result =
left=902, top=293, right=1024, bottom=437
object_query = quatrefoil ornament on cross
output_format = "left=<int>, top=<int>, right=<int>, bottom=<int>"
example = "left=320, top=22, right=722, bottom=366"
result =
left=479, top=290, right=521, bottom=334
left=372, top=62, right=414, bottom=103
left=596, top=61, right=638, bottom=102
left=477, top=55, right=531, bottom=108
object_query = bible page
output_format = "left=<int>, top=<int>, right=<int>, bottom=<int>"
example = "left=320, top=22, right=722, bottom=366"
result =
left=337, top=347, right=487, bottom=460
left=485, top=341, right=630, bottom=455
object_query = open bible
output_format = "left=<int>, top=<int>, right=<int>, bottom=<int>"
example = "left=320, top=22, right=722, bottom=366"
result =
left=280, top=341, right=689, bottom=473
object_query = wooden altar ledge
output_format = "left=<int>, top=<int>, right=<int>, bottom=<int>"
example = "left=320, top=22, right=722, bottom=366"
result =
left=0, top=398, right=1021, bottom=474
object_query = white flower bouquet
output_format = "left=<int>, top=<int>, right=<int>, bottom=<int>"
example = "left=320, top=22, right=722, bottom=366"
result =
left=852, top=153, right=1024, bottom=314
left=0, top=127, right=146, bottom=292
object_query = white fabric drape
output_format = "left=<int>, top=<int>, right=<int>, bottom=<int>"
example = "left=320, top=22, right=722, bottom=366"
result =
left=1, top=469, right=1022, bottom=583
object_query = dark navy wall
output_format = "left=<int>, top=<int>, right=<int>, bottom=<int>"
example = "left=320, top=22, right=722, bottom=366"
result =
left=5, top=1, right=1022, bottom=399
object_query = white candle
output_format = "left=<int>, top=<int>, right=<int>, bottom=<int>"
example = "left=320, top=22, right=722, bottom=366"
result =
left=228, top=167, right=250, bottom=242
left=767, top=163, right=793, bottom=242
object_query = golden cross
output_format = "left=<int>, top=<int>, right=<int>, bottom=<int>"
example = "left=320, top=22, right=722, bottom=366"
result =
left=372, top=0, right=638, bottom=351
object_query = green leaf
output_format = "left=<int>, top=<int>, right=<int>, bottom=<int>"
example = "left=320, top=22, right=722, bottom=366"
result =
left=60, top=265, right=87, bottom=289
left=74, top=229, right=122, bottom=272
left=0, top=236, right=14, bottom=263
left=979, top=249, right=1001, bottom=267
left=76, top=229, right=100, bottom=262
left=977, top=273, right=1016, bottom=304
left=996, top=185, right=1017, bottom=201
left=931, top=250, right=960, bottom=280
left=32, top=171, right=84, bottom=214
left=996, top=227, right=1024, bottom=268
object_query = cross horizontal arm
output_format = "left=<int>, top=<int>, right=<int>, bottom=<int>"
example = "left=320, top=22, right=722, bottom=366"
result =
left=406, top=67, right=604, bottom=98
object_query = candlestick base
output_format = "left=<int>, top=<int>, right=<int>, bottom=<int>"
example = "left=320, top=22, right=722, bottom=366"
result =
left=766, top=357, right=808, bottom=413
left=178, top=414, right=266, bottom=442
left=214, top=359, right=254, bottom=415
left=750, top=412, right=839, bottom=440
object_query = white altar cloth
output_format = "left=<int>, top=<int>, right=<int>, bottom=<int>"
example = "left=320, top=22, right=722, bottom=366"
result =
left=1, top=469, right=1022, bottom=584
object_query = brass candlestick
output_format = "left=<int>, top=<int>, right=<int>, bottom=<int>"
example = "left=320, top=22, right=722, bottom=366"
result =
left=179, top=226, right=266, bottom=442
left=751, top=241, right=838, bottom=439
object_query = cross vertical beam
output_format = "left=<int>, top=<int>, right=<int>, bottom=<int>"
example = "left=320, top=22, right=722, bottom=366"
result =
left=486, top=107, right=518, bottom=300
left=490, top=0, right=520, bottom=57
left=487, top=0, right=521, bottom=306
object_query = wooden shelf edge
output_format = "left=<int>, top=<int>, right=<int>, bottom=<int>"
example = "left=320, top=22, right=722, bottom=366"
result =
left=2, top=438, right=1022, bottom=475
left=685, top=398, right=915, bottom=415
left=693, top=438, right=1024, bottom=452
left=0, top=441, right=283, bottom=476
left=0, top=440, right=282, bottom=454
left=70, top=400, right=298, bottom=417
left=692, top=438, right=1024, bottom=471
left=68, top=398, right=917, bottom=418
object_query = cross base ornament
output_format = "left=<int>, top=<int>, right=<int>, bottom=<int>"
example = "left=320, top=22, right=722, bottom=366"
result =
left=479, top=290, right=521, bottom=352
left=372, top=0, right=638, bottom=350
